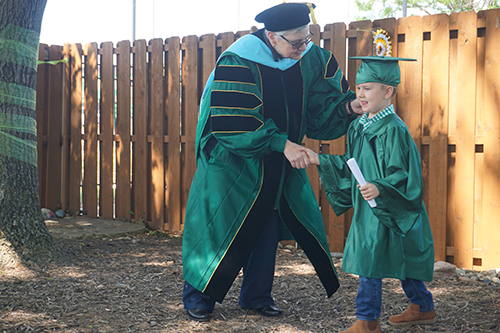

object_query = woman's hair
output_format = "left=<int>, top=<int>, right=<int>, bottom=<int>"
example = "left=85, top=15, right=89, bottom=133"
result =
left=265, top=24, right=309, bottom=37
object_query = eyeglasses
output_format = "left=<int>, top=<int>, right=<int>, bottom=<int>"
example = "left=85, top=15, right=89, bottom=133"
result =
left=279, top=32, right=314, bottom=50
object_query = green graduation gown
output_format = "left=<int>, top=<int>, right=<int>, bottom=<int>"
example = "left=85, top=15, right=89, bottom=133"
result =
left=318, top=111, right=434, bottom=281
left=182, top=30, right=357, bottom=302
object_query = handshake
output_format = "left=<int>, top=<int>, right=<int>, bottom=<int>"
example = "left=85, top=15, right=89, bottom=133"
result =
left=284, top=140, right=319, bottom=169
left=284, top=140, right=380, bottom=202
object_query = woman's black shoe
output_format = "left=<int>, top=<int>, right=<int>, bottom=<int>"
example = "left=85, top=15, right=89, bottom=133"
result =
left=255, top=305, right=282, bottom=317
left=187, top=308, right=211, bottom=322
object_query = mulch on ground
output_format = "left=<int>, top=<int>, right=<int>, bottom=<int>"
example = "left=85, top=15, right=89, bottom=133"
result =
left=1, top=231, right=499, bottom=332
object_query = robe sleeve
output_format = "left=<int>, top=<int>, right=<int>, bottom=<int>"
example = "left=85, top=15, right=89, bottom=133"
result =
left=305, top=49, right=357, bottom=140
left=370, top=126, right=425, bottom=235
left=317, top=153, right=353, bottom=216
left=208, top=54, right=287, bottom=158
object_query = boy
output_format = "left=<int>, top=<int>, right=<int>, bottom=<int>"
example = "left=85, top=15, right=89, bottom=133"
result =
left=306, top=56, right=436, bottom=333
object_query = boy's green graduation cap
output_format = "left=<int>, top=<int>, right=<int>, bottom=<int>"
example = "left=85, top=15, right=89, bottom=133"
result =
left=349, top=56, right=416, bottom=86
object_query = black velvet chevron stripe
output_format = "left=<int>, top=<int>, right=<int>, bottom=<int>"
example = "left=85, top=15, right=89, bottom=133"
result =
left=211, top=115, right=263, bottom=132
left=325, top=56, right=350, bottom=94
left=214, top=65, right=255, bottom=84
left=325, top=55, right=340, bottom=79
left=211, top=90, right=262, bottom=110
left=339, top=75, right=349, bottom=94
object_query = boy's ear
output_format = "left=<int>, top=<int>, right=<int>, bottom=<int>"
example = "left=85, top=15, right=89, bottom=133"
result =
left=384, top=85, right=394, bottom=100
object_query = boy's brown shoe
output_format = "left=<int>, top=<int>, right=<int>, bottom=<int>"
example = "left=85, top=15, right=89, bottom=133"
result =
left=388, top=303, right=436, bottom=326
left=340, top=318, right=381, bottom=333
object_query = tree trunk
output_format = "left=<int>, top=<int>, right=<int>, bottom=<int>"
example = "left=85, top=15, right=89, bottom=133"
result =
left=0, top=0, right=59, bottom=263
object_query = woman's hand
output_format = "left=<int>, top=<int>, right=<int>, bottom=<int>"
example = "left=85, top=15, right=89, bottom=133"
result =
left=350, top=99, right=364, bottom=115
left=358, top=182, right=380, bottom=201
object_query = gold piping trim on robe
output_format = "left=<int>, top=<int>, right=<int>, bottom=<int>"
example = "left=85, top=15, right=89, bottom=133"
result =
left=255, top=64, right=264, bottom=117
left=323, top=52, right=347, bottom=94
left=210, top=114, right=264, bottom=133
left=214, top=79, right=257, bottom=86
left=211, top=89, right=263, bottom=111
left=324, top=52, right=335, bottom=79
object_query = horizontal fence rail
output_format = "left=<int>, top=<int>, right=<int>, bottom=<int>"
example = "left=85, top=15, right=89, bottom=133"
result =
left=36, top=10, right=500, bottom=270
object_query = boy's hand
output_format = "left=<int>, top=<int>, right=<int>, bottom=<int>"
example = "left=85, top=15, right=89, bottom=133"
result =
left=304, top=148, right=320, bottom=166
left=358, top=182, right=380, bottom=201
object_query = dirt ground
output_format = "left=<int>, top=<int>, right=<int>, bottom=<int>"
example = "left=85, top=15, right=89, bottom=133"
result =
left=1, top=230, right=499, bottom=333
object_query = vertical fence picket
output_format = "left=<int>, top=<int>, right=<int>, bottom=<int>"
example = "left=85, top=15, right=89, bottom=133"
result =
left=116, top=40, right=132, bottom=221
left=45, top=45, right=65, bottom=211
left=217, top=32, right=235, bottom=59
left=423, top=14, right=449, bottom=261
left=165, top=37, right=181, bottom=232
left=200, top=34, right=216, bottom=91
left=69, top=44, right=83, bottom=215
left=453, top=11, right=477, bottom=269
left=181, top=36, right=199, bottom=224
left=149, top=38, right=165, bottom=229
left=474, top=12, right=486, bottom=268
left=132, top=40, right=148, bottom=225
left=61, top=43, right=71, bottom=212
left=36, top=44, right=48, bottom=209
left=99, top=42, right=114, bottom=219
left=398, top=16, right=423, bottom=149
left=83, top=43, right=99, bottom=218
left=482, top=9, right=500, bottom=269
left=322, top=22, right=349, bottom=252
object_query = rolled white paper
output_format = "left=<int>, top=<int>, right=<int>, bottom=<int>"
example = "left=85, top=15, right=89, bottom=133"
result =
left=346, top=158, right=377, bottom=208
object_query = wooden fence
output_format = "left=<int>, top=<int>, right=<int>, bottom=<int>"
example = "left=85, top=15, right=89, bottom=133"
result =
left=35, top=10, right=500, bottom=270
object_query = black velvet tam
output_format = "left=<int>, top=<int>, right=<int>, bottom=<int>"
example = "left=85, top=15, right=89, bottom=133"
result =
left=255, top=2, right=315, bottom=32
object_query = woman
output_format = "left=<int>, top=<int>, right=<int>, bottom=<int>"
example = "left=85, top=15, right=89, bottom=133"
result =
left=182, top=2, right=362, bottom=322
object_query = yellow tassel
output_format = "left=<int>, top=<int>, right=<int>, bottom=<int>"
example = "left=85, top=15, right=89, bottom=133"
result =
left=307, top=3, right=317, bottom=24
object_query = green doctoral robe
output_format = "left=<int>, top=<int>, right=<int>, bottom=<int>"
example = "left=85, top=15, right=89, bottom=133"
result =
left=318, top=110, right=434, bottom=281
left=182, top=30, right=357, bottom=302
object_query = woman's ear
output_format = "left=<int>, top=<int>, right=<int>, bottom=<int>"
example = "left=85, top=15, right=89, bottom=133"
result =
left=267, top=31, right=277, bottom=47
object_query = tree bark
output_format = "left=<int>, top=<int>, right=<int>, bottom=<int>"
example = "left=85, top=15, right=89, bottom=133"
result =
left=0, top=0, right=59, bottom=263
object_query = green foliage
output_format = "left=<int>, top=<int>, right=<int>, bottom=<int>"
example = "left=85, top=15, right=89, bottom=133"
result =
left=355, top=0, right=500, bottom=20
